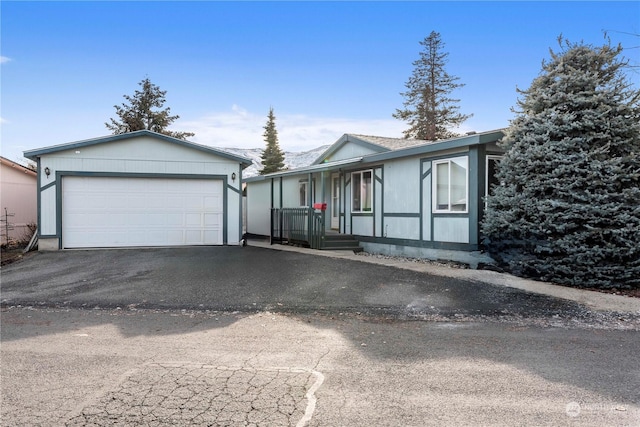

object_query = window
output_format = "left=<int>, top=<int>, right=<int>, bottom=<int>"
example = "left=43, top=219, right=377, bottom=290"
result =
left=433, top=157, right=468, bottom=213
left=486, top=156, right=503, bottom=199
left=352, top=170, right=373, bottom=213
left=299, top=181, right=308, bottom=207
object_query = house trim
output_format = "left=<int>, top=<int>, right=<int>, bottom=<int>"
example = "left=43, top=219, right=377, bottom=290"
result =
left=384, top=213, right=420, bottom=218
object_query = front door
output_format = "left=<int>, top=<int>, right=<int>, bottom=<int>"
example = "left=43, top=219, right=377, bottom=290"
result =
left=331, top=173, right=340, bottom=229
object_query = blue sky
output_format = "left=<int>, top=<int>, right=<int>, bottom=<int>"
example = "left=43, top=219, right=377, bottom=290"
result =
left=2, top=1, right=639, bottom=164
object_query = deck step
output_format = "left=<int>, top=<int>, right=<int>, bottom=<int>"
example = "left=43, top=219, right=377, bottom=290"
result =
left=321, top=245, right=364, bottom=253
left=321, top=234, right=363, bottom=252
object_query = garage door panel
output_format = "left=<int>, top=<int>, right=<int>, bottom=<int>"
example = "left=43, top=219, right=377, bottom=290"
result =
left=204, top=196, right=221, bottom=209
left=203, top=230, right=222, bottom=244
left=166, top=214, right=183, bottom=227
left=62, top=177, right=223, bottom=248
left=204, top=213, right=223, bottom=226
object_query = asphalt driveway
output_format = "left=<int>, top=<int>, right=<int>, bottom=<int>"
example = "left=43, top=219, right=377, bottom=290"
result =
left=3, top=246, right=633, bottom=327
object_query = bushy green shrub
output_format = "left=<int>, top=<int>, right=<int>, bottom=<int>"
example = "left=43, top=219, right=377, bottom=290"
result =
left=482, top=39, right=640, bottom=289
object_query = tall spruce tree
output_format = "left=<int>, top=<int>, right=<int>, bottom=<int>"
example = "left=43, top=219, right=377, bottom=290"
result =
left=259, top=107, right=286, bottom=174
left=106, top=78, right=194, bottom=140
left=393, top=31, right=471, bottom=140
left=482, top=38, right=640, bottom=289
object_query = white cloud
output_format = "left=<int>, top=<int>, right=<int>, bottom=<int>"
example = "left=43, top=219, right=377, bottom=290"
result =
left=182, top=106, right=408, bottom=151
left=0, top=56, right=11, bottom=64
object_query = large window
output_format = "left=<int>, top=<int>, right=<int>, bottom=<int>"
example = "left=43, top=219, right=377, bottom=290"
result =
left=433, top=157, right=468, bottom=213
left=352, top=170, right=373, bottom=213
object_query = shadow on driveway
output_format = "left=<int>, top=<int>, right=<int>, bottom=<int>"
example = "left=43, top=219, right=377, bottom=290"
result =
left=2, top=246, right=587, bottom=318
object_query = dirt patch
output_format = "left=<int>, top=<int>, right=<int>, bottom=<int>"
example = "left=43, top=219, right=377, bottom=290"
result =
left=1, top=244, right=31, bottom=266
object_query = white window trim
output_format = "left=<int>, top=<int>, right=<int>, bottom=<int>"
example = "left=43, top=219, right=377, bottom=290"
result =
left=351, top=169, right=373, bottom=213
left=432, top=157, right=469, bottom=214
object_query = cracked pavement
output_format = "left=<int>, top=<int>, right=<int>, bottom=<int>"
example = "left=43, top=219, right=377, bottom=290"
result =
left=66, top=363, right=321, bottom=427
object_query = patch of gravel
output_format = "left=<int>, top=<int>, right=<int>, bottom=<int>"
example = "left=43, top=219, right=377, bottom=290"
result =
left=4, top=304, right=639, bottom=331
left=356, top=251, right=471, bottom=269
left=356, top=251, right=640, bottom=298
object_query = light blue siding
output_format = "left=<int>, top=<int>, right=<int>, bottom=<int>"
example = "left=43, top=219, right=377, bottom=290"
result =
left=352, top=216, right=373, bottom=236
left=246, top=180, right=271, bottom=236
left=383, top=157, right=421, bottom=213
left=325, top=144, right=379, bottom=162
left=433, top=217, right=469, bottom=243
left=40, top=186, right=56, bottom=235
left=383, top=217, right=420, bottom=240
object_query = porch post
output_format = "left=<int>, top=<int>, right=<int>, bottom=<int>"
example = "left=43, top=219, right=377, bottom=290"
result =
left=320, top=170, right=325, bottom=204
left=307, top=172, right=313, bottom=243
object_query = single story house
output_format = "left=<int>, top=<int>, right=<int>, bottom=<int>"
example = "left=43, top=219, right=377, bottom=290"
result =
left=0, top=156, right=37, bottom=244
left=24, top=130, right=252, bottom=250
left=244, top=130, right=505, bottom=267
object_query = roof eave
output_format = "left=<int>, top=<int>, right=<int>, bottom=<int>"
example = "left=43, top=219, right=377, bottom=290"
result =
left=23, top=130, right=253, bottom=166
left=363, top=129, right=505, bottom=163
left=245, top=157, right=364, bottom=182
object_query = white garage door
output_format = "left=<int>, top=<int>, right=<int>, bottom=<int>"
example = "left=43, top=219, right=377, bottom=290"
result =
left=62, top=176, right=223, bottom=248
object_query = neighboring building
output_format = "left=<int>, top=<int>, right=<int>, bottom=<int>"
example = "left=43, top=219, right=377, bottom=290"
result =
left=24, top=131, right=252, bottom=250
left=244, top=130, right=505, bottom=267
left=0, top=156, right=37, bottom=244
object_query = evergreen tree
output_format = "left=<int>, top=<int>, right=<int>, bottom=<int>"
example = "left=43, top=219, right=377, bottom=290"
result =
left=393, top=31, right=471, bottom=140
left=106, top=78, right=194, bottom=140
left=482, top=38, right=640, bottom=289
left=259, top=107, right=286, bottom=174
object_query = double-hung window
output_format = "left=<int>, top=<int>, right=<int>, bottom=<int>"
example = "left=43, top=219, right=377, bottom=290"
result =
left=433, top=157, right=468, bottom=213
left=352, top=170, right=373, bottom=213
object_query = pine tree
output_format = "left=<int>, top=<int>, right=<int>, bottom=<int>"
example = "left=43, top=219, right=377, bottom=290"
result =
left=393, top=31, right=471, bottom=140
left=105, top=78, right=194, bottom=140
left=481, top=38, right=640, bottom=289
left=259, top=107, right=286, bottom=174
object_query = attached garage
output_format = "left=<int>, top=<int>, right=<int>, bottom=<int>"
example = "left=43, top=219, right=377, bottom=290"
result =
left=62, top=176, right=224, bottom=248
left=24, top=131, right=252, bottom=250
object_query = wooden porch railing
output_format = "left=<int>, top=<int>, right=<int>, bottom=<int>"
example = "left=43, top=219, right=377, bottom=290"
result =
left=270, top=208, right=325, bottom=249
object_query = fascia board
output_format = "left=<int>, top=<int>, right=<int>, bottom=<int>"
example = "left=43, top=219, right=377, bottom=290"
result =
left=363, top=130, right=504, bottom=163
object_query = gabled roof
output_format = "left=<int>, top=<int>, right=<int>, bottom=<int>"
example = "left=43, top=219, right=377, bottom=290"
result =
left=23, top=130, right=253, bottom=167
left=0, top=156, right=37, bottom=177
left=312, top=133, right=434, bottom=165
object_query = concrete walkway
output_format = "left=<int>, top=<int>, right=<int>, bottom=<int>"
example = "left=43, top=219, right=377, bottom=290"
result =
left=248, top=239, right=640, bottom=315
